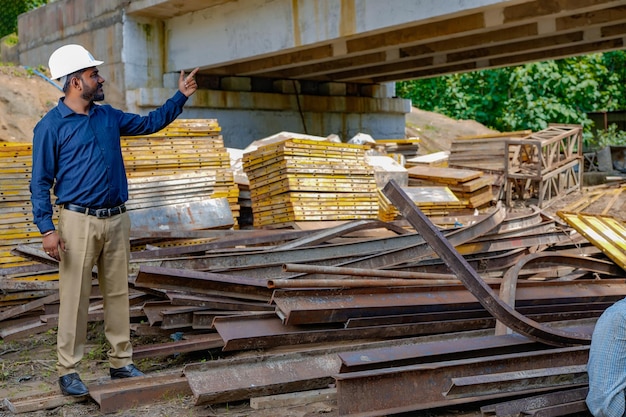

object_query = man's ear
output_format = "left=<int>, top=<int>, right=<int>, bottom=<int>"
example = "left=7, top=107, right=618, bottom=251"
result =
left=71, top=76, right=81, bottom=90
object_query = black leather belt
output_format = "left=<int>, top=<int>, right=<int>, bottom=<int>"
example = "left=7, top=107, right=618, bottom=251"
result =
left=63, top=203, right=126, bottom=218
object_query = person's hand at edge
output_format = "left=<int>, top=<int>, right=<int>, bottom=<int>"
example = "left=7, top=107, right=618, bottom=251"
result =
left=179, top=68, right=200, bottom=97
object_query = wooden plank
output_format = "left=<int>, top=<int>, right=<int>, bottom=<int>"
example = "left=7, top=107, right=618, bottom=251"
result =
left=407, top=166, right=483, bottom=184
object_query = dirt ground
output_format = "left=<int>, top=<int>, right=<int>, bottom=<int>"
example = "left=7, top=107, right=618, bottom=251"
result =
left=0, top=65, right=623, bottom=417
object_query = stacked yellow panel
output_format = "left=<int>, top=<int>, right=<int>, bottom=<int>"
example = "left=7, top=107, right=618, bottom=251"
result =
left=0, top=142, right=59, bottom=271
left=242, top=138, right=379, bottom=227
left=121, top=119, right=240, bottom=228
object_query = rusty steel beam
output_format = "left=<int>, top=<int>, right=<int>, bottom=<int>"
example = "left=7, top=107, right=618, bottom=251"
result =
left=185, top=351, right=341, bottom=405
left=344, top=302, right=610, bottom=329
left=130, top=228, right=311, bottom=260
left=455, top=229, right=571, bottom=255
left=282, top=263, right=458, bottom=280
left=491, top=208, right=543, bottom=233
left=273, top=219, right=408, bottom=250
left=395, top=247, right=532, bottom=276
left=137, top=204, right=504, bottom=277
left=166, top=292, right=275, bottom=311
left=295, top=203, right=507, bottom=278
left=134, top=266, right=273, bottom=302
left=484, top=387, right=588, bottom=417
left=133, top=333, right=224, bottom=359
left=382, top=179, right=591, bottom=347
left=335, top=346, right=590, bottom=416
left=268, top=277, right=464, bottom=288
left=271, top=279, right=626, bottom=325
left=88, top=372, right=191, bottom=414
left=145, top=231, right=430, bottom=272
left=444, top=364, right=587, bottom=399
left=0, top=263, right=57, bottom=279
left=213, top=310, right=601, bottom=353
left=1, top=391, right=85, bottom=413
left=160, top=306, right=205, bottom=329
left=213, top=314, right=503, bottom=352
left=0, top=292, right=59, bottom=322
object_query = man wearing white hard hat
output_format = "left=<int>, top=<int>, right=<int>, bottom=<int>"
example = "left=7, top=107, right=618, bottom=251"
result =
left=30, top=44, right=199, bottom=397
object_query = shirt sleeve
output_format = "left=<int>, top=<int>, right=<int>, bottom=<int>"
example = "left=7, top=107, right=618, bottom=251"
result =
left=117, top=91, right=189, bottom=136
left=586, top=298, right=626, bottom=417
left=30, top=120, right=57, bottom=234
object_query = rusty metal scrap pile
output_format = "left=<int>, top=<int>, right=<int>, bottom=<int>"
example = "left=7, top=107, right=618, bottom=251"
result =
left=1, top=123, right=626, bottom=416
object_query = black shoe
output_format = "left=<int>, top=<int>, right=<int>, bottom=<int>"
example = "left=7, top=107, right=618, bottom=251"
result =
left=59, top=373, right=89, bottom=396
left=110, top=364, right=145, bottom=379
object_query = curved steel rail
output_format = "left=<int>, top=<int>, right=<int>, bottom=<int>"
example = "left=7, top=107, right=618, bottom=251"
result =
left=495, top=252, right=625, bottom=335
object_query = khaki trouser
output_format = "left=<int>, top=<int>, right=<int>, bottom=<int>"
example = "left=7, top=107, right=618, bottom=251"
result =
left=56, top=208, right=133, bottom=376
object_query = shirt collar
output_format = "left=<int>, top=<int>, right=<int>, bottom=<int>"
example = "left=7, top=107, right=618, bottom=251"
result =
left=57, top=97, right=97, bottom=118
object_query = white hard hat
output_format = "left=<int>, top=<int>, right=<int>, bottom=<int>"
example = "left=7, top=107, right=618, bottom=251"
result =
left=48, top=44, right=104, bottom=80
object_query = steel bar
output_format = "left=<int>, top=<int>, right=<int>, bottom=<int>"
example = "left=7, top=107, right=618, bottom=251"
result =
left=272, top=219, right=407, bottom=250
left=213, top=314, right=498, bottom=352
left=335, top=346, right=589, bottom=416
left=283, top=263, right=458, bottom=280
left=129, top=228, right=311, bottom=260
left=0, top=279, right=58, bottom=291
left=144, top=231, right=430, bottom=272
left=0, top=292, right=59, bottom=322
left=268, top=278, right=464, bottom=288
left=395, top=247, right=532, bottom=276
left=485, top=387, right=588, bottom=417
left=132, top=333, right=224, bottom=359
left=166, top=292, right=275, bottom=311
left=185, top=351, right=341, bottom=405
left=297, top=203, right=507, bottom=277
left=339, top=333, right=546, bottom=372
left=1, top=392, right=85, bottom=413
left=344, top=302, right=610, bottom=329
left=133, top=266, right=273, bottom=302
left=138, top=204, right=504, bottom=275
left=0, top=263, right=57, bottom=279
left=490, top=208, right=543, bottom=233
left=522, top=400, right=588, bottom=416
left=271, top=279, right=626, bottom=325
left=456, top=230, right=571, bottom=255
left=213, top=312, right=599, bottom=353
left=444, top=365, right=587, bottom=399
left=88, top=372, right=191, bottom=414
left=11, top=245, right=58, bottom=268
left=187, top=329, right=510, bottom=405
left=0, top=318, right=56, bottom=341
left=160, top=306, right=205, bottom=329
left=382, top=179, right=591, bottom=346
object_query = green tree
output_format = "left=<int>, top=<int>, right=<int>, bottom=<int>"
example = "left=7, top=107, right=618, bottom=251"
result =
left=0, top=0, right=47, bottom=39
left=397, top=51, right=626, bottom=147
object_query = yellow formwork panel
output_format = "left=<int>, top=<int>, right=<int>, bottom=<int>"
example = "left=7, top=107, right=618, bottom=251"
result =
left=558, top=211, right=626, bottom=270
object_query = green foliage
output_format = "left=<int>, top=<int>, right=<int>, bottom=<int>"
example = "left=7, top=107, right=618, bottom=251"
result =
left=397, top=51, right=626, bottom=144
left=0, top=0, right=47, bottom=39
left=594, top=124, right=626, bottom=148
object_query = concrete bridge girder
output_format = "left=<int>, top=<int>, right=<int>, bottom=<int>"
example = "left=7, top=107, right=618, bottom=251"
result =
left=16, top=0, right=626, bottom=147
